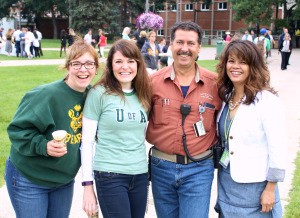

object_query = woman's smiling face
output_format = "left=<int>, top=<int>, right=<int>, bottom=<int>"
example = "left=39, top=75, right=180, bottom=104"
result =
left=112, top=51, right=137, bottom=90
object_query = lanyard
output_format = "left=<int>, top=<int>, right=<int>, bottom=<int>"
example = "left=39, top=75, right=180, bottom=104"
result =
left=224, top=106, right=234, bottom=141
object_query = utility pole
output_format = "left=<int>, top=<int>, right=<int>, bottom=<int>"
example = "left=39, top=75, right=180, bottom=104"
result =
left=146, top=0, right=149, bottom=13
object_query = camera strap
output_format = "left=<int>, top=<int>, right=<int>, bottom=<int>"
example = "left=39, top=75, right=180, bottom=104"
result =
left=180, top=104, right=213, bottom=162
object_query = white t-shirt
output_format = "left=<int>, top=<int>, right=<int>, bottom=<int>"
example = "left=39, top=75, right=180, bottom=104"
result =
left=84, top=33, right=92, bottom=44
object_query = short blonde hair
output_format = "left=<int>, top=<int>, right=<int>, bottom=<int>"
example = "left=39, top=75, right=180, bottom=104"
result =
left=140, top=30, right=147, bottom=37
left=147, top=31, right=156, bottom=39
left=62, top=40, right=99, bottom=70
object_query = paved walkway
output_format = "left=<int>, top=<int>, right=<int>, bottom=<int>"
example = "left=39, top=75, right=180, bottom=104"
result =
left=0, top=48, right=299, bottom=218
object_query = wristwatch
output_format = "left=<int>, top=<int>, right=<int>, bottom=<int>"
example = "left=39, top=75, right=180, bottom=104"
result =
left=82, top=181, right=93, bottom=186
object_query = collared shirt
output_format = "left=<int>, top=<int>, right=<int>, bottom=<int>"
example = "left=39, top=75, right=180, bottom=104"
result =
left=13, top=30, right=22, bottom=41
left=146, top=64, right=221, bottom=156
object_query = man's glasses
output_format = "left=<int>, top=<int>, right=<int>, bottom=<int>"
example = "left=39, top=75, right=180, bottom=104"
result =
left=69, top=61, right=96, bottom=70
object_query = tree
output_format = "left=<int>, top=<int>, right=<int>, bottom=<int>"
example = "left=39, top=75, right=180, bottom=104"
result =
left=70, top=0, right=146, bottom=36
left=26, top=0, right=68, bottom=39
left=0, top=0, right=67, bottom=39
left=0, top=0, right=20, bottom=18
left=71, top=0, right=118, bottom=34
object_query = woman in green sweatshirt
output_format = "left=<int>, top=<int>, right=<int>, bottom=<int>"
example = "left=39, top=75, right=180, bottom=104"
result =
left=5, top=40, right=98, bottom=218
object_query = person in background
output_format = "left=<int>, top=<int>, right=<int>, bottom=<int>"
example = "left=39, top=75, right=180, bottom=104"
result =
left=60, top=29, right=67, bottom=57
left=13, top=26, right=22, bottom=57
left=279, top=33, right=292, bottom=70
left=81, top=39, right=151, bottom=218
left=122, top=27, right=131, bottom=40
left=253, top=28, right=270, bottom=63
left=0, top=27, right=4, bottom=49
left=98, top=30, right=107, bottom=59
left=5, top=28, right=14, bottom=56
left=159, top=40, right=170, bottom=68
left=33, top=29, right=40, bottom=58
left=146, top=21, right=221, bottom=218
left=84, top=29, right=94, bottom=45
left=136, top=30, right=147, bottom=50
left=158, top=37, right=166, bottom=51
left=223, top=31, right=231, bottom=43
left=132, top=27, right=140, bottom=42
left=35, top=28, right=43, bottom=56
left=5, top=40, right=98, bottom=218
left=251, top=30, right=257, bottom=41
left=265, top=29, right=275, bottom=57
left=19, top=27, right=26, bottom=57
left=241, top=30, right=253, bottom=42
left=295, top=28, right=300, bottom=48
left=97, top=29, right=103, bottom=56
left=24, top=27, right=33, bottom=59
left=215, top=39, right=286, bottom=218
left=68, top=28, right=76, bottom=47
left=141, top=30, right=160, bottom=75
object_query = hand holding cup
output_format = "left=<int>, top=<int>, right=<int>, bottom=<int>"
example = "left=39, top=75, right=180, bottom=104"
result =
left=47, top=130, right=68, bottom=157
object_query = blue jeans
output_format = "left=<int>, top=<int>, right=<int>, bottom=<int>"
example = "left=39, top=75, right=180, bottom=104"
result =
left=94, top=171, right=148, bottom=218
left=5, top=158, right=74, bottom=218
left=151, top=156, right=214, bottom=218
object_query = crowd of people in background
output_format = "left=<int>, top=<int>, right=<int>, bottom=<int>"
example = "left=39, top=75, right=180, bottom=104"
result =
left=0, top=26, right=43, bottom=59
left=1, top=24, right=298, bottom=72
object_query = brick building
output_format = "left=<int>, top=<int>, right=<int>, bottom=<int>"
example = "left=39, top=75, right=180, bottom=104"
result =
left=156, top=0, right=283, bottom=44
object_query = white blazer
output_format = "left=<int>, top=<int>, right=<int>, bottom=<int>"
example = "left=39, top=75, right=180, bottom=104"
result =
left=217, top=90, right=287, bottom=183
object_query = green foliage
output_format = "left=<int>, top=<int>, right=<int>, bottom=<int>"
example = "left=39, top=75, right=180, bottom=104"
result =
left=71, top=0, right=145, bottom=35
left=71, top=1, right=119, bottom=34
left=229, top=0, right=274, bottom=26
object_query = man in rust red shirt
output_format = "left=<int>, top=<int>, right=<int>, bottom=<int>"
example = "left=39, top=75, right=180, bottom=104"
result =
left=146, top=21, right=221, bottom=218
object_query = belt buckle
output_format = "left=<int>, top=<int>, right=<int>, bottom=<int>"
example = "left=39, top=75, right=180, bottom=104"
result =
left=176, top=154, right=188, bottom=164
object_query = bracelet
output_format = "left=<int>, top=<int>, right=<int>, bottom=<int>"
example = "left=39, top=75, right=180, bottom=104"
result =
left=82, top=181, right=93, bottom=186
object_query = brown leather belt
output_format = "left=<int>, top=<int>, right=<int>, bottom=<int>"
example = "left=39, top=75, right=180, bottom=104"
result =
left=151, top=148, right=212, bottom=164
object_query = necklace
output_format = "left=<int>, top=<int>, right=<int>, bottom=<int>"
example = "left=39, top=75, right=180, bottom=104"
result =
left=229, top=95, right=244, bottom=111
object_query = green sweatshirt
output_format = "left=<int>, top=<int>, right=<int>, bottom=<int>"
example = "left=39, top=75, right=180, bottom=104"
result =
left=7, top=79, right=89, bottom=187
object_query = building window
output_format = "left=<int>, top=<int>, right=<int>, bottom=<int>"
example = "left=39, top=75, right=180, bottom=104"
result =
left=157, top=29, right=164, bottom=36
left=218, top=2, right=227, bottom=10
left=157, top=5, right=165, bottom=12
left=217, top=31, right=226, bottom=39
left=185, top=4, right=193, bottom=11
left=201, top=3, right=209, bottom=11
left=171, top=4, right=177, bottom=11
left=203, top=30, right=210, bottom=37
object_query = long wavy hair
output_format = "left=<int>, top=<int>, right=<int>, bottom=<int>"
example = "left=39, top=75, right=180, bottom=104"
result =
left=95, top=39, right=152, bottom=111
left=217, top=39, right=276, bottom=105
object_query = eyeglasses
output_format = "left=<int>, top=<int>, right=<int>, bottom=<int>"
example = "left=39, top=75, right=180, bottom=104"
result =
left=69, top=61, right=96, bottom=70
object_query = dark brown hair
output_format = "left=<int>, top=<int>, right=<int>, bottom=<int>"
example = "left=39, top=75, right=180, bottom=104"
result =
left=217, top=39, right=276, bottom=104
left=95, top=39, right=152, bottom=111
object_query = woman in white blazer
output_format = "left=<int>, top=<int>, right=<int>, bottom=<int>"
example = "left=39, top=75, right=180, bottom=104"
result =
left=214, top=40, right=287, bottom=218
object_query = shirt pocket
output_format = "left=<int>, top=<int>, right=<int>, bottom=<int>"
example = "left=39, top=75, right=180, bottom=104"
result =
left=201, top=107, right=216, bottom=132
left=152, top=98, right=170, bottom=125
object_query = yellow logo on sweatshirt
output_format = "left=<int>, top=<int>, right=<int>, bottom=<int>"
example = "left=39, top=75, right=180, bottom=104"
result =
left=68, top=105, right=82, bottom=133
left=65, top=104, right=83, bottom=145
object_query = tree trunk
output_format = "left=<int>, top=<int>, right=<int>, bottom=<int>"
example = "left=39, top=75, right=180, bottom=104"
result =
left=51, top=6, right=57, bottom=39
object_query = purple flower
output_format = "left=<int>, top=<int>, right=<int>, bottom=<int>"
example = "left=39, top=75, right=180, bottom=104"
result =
left=136, top=12, right=163, bottom=30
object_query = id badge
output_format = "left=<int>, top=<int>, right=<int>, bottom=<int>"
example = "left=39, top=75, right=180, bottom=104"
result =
left=193, top=120, right=206, bottom=137
left=219, top=148, right=230, bottom=169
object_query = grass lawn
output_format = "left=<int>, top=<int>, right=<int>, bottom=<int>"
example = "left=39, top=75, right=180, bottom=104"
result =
left=42, top=39, right=61, bottom=48
left=284, top=151, right=300, bottom=218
